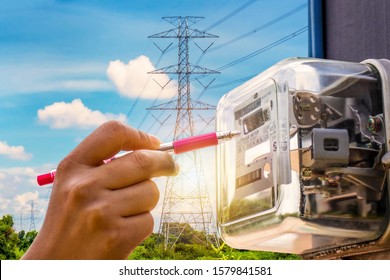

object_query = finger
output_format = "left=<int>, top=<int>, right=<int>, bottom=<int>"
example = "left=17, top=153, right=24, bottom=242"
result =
left=119, top=212, right=155, bottom=255
left=67, top=121, right=160, bottom=166
left=110, top=180, right=159, bottom=217
left=95, top=149, right=178, bottom=189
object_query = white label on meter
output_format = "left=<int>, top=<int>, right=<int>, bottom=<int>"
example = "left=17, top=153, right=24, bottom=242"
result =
left=233, top=79, right=277, bottom=199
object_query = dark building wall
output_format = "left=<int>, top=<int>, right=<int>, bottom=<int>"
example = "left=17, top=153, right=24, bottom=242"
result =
left=323, top=0, right=390, bottom=61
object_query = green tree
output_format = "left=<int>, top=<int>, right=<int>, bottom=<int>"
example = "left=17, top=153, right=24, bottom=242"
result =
left=0, top=215, right=20, bottom=260
left=18, top=230, right=38, bottom=251
left=128, top=224, right=301, bottom=260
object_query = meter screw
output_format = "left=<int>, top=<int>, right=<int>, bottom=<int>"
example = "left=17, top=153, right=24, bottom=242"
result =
left=301, top=168, right=312, bottom=179
left=381, top=152, right=390, bottom=169
left=367, top=115, right=382, bottom=133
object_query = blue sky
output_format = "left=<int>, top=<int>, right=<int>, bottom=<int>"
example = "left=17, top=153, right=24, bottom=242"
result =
left=0, top=0, right=308, bottom=231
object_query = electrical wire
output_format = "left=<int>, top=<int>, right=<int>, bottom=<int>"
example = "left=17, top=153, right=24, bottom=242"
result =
left=209, top=3, right=307, bottom=53
left=216, top=26, right=308, bottom=71
left=207, top=74, right=256, bottom=90
left=192, top=26, right=307, bottom=101
left=204, top=0, right=259, bottom=31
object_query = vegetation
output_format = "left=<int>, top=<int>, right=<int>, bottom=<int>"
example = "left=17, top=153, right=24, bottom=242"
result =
left=128, top=223, right=300, bottom=260
left=129, top=233, right=300, bottom=260
left=0, top=215, right=37, bottom=259
left=0, top=215, right=299, bottom=260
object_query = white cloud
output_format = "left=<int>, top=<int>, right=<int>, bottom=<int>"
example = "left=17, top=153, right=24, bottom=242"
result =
left=107, top=55, right=177, bottom=99
left=0, top=141, right=32, bottom=161
left=0, top=166, right=51, bottom=230
left=14, top=191, right=39, bottom=212
left=0, top=167, right=37, bottom=190
left=2, top=166, right=36, bottom=177
left=0, top=196, right=11, bottom=211
left=37, top=98, right=126, bottom=129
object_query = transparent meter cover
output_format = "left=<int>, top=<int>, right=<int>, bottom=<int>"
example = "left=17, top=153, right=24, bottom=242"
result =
left=216, top=57, right=389, bottom=254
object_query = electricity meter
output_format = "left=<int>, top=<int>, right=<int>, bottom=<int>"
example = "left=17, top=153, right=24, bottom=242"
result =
left=216, top=58, right=390, bottom=256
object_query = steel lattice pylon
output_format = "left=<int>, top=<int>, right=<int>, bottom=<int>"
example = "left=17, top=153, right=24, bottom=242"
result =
left=147, top=16, right=219, bottom=250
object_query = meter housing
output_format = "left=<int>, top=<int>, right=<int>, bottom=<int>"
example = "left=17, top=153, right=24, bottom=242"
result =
left=216, top=58, right=390, bottom=255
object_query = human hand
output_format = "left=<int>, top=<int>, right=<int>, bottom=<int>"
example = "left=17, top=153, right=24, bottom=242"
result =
left=22, top=121, right=178, bottom=259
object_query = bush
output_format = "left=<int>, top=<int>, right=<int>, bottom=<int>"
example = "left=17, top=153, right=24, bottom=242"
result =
left=128, top=225, right=301, bottom=260
left=0, top=215, right=38, bottom=259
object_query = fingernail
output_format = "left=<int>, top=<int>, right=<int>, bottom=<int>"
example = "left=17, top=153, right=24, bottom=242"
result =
left=149, top=135, right=161, bottom=148
left=175, top=162, right=180, bottom=175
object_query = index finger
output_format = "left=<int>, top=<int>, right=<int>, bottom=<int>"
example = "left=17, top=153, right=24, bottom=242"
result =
left=67, top=121, right=160, bottom=166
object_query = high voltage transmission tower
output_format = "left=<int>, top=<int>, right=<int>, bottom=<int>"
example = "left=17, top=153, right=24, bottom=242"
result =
left=27, top=200, right=38, bottom=231
left=147, top=16, right=219, bottom=250
left=18, top=212, right=23, bottom=232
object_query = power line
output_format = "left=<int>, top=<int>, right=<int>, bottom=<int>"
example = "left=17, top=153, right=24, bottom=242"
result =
left=194, top=26, right=308, bottom=86
left=216, top=26, right=308, bottom=71
left=208, top=74, right=256, bottom=90
left=194, top=75, right=255, bottom=102
left=192, top=26, right=307, bottom=98
left=209, top=3, right=307, bottom=52
left=204, top=0, right=259, bottom=31
left=193, top=5, right=307, bottom=92
left=153, top=0, right=256, bottom=57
